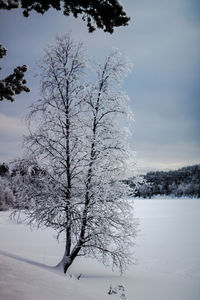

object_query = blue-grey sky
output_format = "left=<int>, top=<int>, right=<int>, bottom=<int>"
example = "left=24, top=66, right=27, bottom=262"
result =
left=0, top=0, right=200, bottom=173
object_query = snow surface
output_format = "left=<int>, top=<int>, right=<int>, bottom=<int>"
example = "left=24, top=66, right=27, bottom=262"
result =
left=0, top=199, right=200, bottom=300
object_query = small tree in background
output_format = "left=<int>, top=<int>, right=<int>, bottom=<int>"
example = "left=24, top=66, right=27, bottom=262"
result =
left=13, top=35, right=138, bottom=274
left=0, top=162, right=9, bottom=176
left=0, top=164, right=15, bottom=211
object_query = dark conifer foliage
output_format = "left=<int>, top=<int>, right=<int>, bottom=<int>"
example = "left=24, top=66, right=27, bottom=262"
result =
left=0, top=0, right=130, bottom=33
left=0, top=44, right=30, bottom=102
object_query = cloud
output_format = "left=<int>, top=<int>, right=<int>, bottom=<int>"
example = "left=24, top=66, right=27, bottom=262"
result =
left=135, top=141, right=200, bottom=173
left=0, top=113, right=27, bottom=137
left=0, top=113, right=27, bottom=162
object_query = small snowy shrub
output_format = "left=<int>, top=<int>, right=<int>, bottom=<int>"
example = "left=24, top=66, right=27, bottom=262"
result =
left=108, top=284, right=127, bottom=299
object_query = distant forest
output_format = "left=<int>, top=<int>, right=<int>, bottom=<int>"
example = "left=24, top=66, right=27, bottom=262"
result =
left=0, top=163, right=200, bottom=210
left=129, top=164, right=200, bottom=198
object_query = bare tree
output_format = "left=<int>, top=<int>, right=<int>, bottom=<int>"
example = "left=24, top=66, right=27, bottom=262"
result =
left=13, top=35, right=138, bottom=274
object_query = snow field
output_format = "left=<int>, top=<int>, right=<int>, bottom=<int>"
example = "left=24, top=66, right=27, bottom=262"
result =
left=0, top=199, right=200, bottom=300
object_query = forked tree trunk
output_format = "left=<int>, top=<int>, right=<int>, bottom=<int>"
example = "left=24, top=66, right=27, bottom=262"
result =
left=57, top=251, right=72, bottom=273
left=63, top=256, right=72, bottom=274
left=57, top=244, right=81, bottom=273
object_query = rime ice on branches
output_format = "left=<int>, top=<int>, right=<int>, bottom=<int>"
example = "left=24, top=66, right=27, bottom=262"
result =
left=13, top=34, right=138, bottom=274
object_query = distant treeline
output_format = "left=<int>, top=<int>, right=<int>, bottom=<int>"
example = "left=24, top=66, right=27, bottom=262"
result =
left=0, top=163, right=200, bottom=210
left=127, top=164, right=200, bottom=198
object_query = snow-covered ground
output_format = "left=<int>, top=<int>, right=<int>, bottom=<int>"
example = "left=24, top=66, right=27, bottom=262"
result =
left=0, top=199, right=200, bottom=300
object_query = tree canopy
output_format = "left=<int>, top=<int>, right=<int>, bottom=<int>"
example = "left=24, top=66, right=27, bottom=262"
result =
left=0, top=0, right=130, bottom=33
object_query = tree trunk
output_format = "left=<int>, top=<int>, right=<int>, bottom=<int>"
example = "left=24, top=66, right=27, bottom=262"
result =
left=57, top=243, right=82, bottom=273
left=63, top=258, right=72, bottom=274
left=57, top=251, right=72, bottom=273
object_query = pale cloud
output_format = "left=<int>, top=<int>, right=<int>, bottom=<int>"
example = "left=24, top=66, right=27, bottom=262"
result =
left=0, top=113, right=27, bottom=162
left=135, top=141, right=200, bottom=173
left=0, top=113, right=27, bottom=137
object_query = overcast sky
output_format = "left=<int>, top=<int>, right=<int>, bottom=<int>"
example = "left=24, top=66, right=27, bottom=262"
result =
left=0, top=0, right=200, bottom=173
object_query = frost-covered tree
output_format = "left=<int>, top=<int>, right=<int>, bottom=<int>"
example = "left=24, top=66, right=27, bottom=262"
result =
left=0, top=0, right=130, bottom=33
left=13, top=35, right=138, bottom=274
left=0, top=44, right=30, bottom=102
left=73, top=51, right=137, bottom=274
